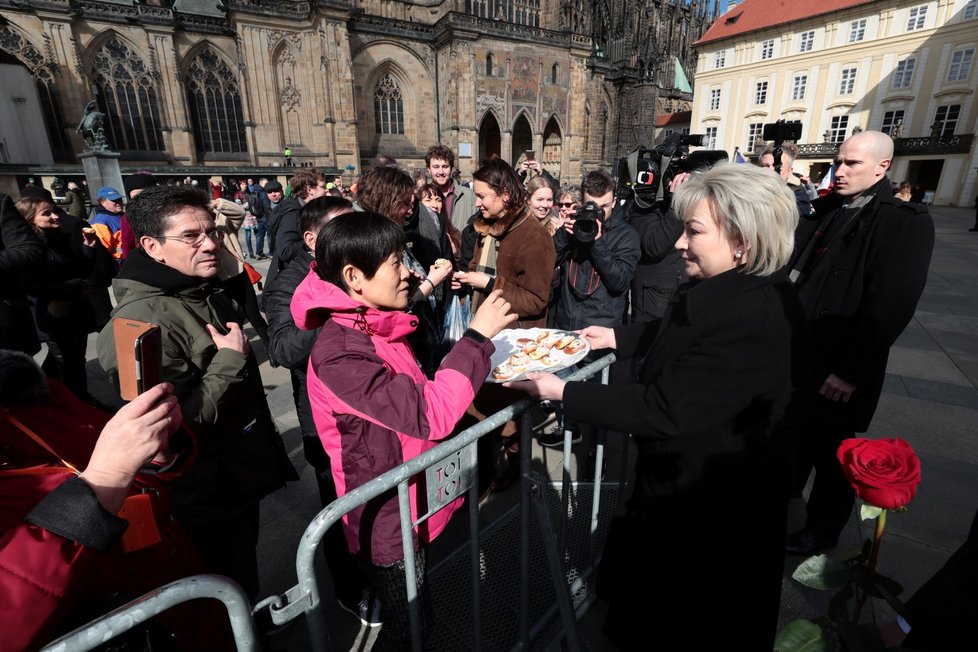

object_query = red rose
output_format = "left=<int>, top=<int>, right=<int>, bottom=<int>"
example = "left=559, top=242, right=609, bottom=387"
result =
left=836, top=437, right=921, bottom=510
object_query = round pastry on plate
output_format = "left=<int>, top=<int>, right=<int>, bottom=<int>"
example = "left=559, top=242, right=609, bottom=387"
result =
left=528, top=347, right=550, bottom=360
left=554, top=334, right=575, bottom=350
left=563, top=338, right=587, bottom=354
left=492, top=363, right=516, bottom=381
left=535, top=329, right=551, bottom=343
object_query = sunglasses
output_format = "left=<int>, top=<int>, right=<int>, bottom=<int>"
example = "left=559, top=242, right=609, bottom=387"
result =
left=558, top=202, right=577, bottom=208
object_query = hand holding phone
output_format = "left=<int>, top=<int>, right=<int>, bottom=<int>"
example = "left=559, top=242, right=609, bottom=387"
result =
left=525, top=150, right=535, bottom=161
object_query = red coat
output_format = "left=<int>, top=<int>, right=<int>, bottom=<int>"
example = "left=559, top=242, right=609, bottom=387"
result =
left=0, top=381, right=228, bottom=650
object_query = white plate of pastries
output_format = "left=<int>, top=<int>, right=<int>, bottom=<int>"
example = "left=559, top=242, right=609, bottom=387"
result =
left=487, top=328, right=591, bottom=382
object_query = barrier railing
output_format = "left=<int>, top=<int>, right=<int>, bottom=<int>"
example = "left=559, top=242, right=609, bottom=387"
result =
left=254, top=352, right=620, bottom=652
left=40, top=353, right=619, bottom=651
left=41, top=574, right=259, bottom=652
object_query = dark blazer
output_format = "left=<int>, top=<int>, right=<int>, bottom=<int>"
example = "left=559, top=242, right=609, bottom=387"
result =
left=0, top=192, right=45, bottom=354
left=791, top=179, right=934, bottom=431
left=564, top=267, right=811, bottom=650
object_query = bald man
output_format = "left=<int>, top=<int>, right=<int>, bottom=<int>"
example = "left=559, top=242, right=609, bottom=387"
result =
left=785, top=130, right=935, bottom=556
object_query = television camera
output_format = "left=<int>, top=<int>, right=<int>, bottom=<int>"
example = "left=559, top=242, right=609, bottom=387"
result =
left=616, top=133, right=729, bottom=209
left=762, top=119, right=803, bottom=175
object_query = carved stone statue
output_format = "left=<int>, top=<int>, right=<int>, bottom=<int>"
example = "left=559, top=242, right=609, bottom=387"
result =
left=76, top=100, right=108, bottom=151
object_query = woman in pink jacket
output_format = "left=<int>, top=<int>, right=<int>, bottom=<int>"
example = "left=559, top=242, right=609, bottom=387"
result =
left=291, top=211, right=515, bottom=648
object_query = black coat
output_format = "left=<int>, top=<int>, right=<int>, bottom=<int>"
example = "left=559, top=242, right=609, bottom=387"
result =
left=626, top=200, right=685, bottom=323
left=564, top=268, right=812, bottom=649
left=263, top=197, right=303, bottom=296
left=0, top=193, right=45, bottom=354
left=790, top=179, right=934, bottom=431
left=263, top=251, right=319, bottom=441
left=551, top=206, right=640, bottom=330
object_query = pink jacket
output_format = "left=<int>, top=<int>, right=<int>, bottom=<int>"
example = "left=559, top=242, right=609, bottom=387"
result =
left=291, top=268, right=494, bottom=564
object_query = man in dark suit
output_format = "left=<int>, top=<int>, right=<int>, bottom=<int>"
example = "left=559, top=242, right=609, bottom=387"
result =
left=785, top=130, right=935, bottom=555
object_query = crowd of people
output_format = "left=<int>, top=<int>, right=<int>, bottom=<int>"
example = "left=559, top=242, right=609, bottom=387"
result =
left=0, top=130, right=954, bottom=650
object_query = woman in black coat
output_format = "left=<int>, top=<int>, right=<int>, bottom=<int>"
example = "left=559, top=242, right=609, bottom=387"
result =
left=510, top=163, right=812, bottom=650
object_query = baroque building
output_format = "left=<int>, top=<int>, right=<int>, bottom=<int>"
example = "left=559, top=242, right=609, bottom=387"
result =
left=690, top=0, right=978, bottom=206
left=0, top=0, right=716, bottom=185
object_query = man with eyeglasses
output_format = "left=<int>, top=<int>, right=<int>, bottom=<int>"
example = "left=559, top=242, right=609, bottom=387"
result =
left=96, top=185, right=296, bottom=600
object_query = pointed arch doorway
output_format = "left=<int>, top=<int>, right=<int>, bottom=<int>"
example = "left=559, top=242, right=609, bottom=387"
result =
left=478, top=112, right=501, bottom=164
left=542, top=116, right=562, bottom=178
left=511, top=113, right=533, bottom=167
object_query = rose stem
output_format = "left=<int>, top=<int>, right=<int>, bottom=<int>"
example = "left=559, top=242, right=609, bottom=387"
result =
left=853, top=509, right=887, bottom=622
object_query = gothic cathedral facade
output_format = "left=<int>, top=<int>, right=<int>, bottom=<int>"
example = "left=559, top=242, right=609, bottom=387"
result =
left=0, top=0, right=716, bottom=181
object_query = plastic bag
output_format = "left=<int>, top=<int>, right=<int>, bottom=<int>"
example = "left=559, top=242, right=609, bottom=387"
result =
left=443, top=293, right=472, bottom=347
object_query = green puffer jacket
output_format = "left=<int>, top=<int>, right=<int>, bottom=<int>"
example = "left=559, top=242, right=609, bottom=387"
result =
left=97, top=249, right=296, bottom=527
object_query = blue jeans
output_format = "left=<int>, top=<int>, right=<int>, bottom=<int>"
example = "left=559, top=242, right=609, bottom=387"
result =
left=242, top=228, right=256, bottom=257
left=255, top=219, right=267, bottom=256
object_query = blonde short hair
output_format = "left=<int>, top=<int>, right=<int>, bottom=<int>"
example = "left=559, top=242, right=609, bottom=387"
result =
left=671, top=163, right=798, bottom=277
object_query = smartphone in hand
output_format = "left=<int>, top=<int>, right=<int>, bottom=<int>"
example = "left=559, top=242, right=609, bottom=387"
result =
left=112, top=318, right=162, bottom=401
left=525, top=150, right=535, bottom=161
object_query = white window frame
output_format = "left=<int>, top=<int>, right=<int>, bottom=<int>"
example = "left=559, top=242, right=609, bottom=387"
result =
left=948, top=48, right=975, bottom=82
left=881, top=110, right=905, bottom=135
left=839, top=67, right=857, bottom=94
left=792, top=74, right=808, bottom=100
left=799, top=30, right=815, bottom=53
left=714, top=50, right=726, bottom=69
left=761, top=39, right=775, bottom=60
left=755, top=80, right=768, bottom=104
left=934, top=104, right=960, bottom=136
left=848, top=19, right=867, bottom=43
left=907, top=6, right=928, bottom=31
left=965, top=0, right=977, bottom=20
left=747, top=123, right=764, bottom=153
left=705, top=126, right=718, bottom=149
left=830, top=116, right=849, bottom=143
left=709, top=88, right=721, bottom=111
left=893, top=57, right=916, bottom=89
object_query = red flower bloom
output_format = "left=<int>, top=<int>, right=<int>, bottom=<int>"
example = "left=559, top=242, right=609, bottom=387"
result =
left=836, top=438, right=921, bottom=510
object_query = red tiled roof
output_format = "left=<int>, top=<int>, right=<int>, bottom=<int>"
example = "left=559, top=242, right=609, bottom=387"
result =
left=654, top=111, right=692, bottom=128
left=696, top=0, right=877, bottom=46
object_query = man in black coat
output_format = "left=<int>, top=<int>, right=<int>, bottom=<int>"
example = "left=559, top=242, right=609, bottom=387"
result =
left=0, top=192, right=45, bottom=354
left=785, top=130, right=935, bottom=555
left=262, top=169, right=326, bottom=302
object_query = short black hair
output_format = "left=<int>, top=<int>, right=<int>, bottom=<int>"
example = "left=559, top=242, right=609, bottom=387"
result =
left=299, top=196, right=353, bottom=235
left=315, top=211, right=405, bottom=290
left=126, top=185, right=211, bottom=240
left=580, top=169, right=615, bottom=200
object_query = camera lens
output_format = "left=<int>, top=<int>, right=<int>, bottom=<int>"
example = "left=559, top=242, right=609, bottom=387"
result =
left=572, top=218, right=599, bottom=243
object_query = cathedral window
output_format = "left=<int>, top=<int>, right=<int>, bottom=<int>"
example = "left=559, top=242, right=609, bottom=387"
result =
left=486, top=53, right=494, bottom=77
left=185, top=47, right=247, bottom=155
left=551, top=63, right=559, bottom=84
left=92, top=37, right=164, bottom=152
left=374, top=74, right=404, bottom=135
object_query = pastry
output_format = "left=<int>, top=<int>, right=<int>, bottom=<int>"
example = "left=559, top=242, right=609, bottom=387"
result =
left=554, top=335, right=575, bottom=350
left=528, top=347, right=550, bottom=360
left=492, top=363, right=516, bottom=381
left=563, top=338, right=587, bottom=354
left=535, top=329, right=551, bottom=343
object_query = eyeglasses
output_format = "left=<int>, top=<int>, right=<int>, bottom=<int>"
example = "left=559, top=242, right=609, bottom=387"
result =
left=558, top=202, right=577, bottom=208
left=155, top=229, right=225, bottom=248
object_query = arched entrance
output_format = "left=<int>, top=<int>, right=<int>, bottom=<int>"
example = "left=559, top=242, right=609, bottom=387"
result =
left=542, top=116, right=562, bottom=179
left=511, top=113, right=533, bottom=167
left=478, top=112, right=501, bottom=164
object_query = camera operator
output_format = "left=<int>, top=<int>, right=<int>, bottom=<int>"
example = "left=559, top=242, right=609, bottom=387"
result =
left=627, top=173, right=690, bottom=323
left=540, top=170, right=639, bottom=448
left=759, top=143, right=814, bottom=217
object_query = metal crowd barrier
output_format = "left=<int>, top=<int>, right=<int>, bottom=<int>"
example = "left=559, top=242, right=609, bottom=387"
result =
left=41, top=574, right=259, bottom=652
left=40, top=352, right=620, bottom=652
left=255, top=352, right=621, bottom=652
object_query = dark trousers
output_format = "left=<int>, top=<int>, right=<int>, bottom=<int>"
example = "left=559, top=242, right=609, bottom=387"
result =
left=255, top=220, right=267, bottom=256
left=41, top=326, right=90, bottom=399
left=363, top=548, right=432, bottom=651
left=184, top=503, right=261, bottom=601
left=291, top=370, right=366, bottom=603
left=794, top=422, right=856, bottom=537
